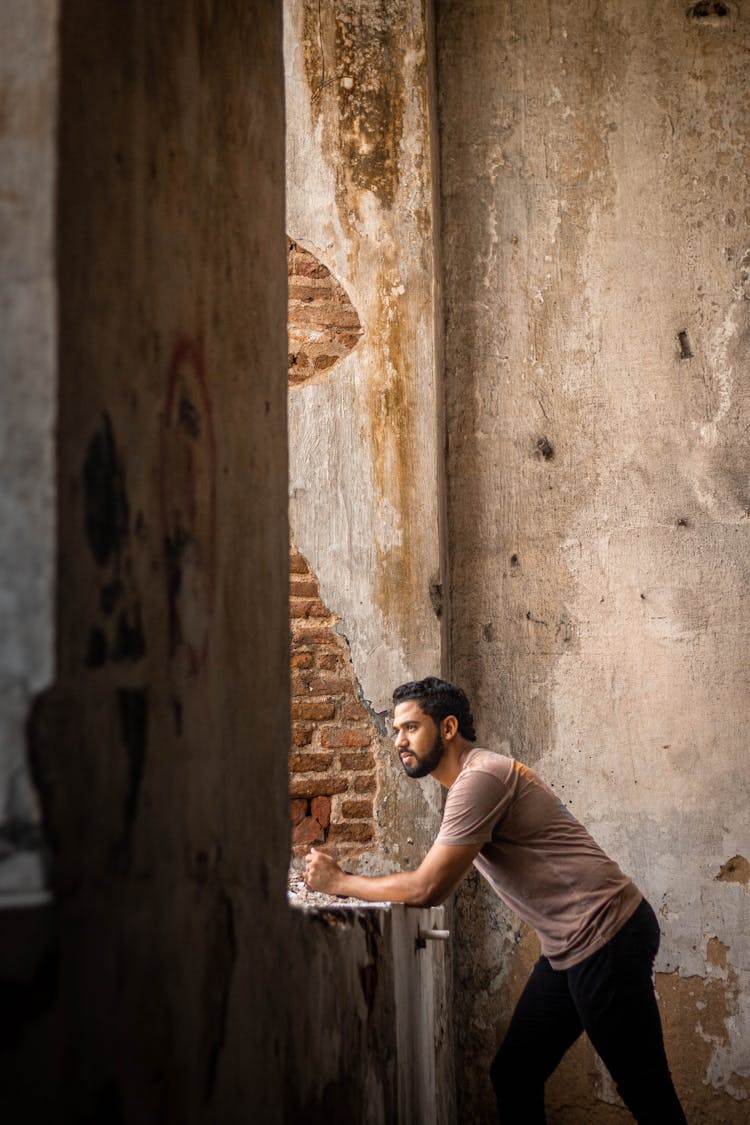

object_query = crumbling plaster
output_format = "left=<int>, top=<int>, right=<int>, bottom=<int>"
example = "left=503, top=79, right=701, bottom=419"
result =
left=284, top=0, right=446, bottom=864
left=438, top=0, right=750, bottom=1118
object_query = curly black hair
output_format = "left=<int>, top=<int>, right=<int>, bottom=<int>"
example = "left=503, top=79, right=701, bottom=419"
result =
left=392, top=676, right=477, bottom=742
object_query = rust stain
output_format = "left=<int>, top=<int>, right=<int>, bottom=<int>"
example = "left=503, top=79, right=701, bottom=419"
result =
left=716, top=854, right=750, bottom=885
left=333, top=1, right=405, bottom=212
left=368, top=275, right=420, bottom=621
left=301, top=0, right=407, bottom=225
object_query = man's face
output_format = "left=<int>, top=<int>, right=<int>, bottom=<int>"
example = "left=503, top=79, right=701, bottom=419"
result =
left=393, top=700, right=445, bottom=779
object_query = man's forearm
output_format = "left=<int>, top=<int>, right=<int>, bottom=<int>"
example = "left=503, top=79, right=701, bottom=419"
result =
left=332, top=868, right=438, bottom=907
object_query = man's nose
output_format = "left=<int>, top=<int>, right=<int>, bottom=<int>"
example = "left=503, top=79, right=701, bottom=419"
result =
left=394, top=730, right=408, bottom=748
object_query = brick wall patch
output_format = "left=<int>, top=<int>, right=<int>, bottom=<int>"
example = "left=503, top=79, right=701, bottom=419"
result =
left=289, top=543, right=379, bottom=860
left=287, top=239, right=363, bottom=388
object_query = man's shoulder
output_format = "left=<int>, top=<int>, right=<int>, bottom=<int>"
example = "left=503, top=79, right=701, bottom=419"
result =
left=459, top=747, right=514, bottom=779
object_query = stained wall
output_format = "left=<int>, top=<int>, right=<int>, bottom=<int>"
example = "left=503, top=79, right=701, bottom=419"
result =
left=437, top=0, right=750, bottom=1119
left=1, top=4, right=457, bottom=1122
left=284, top=0, right=447, bottom=869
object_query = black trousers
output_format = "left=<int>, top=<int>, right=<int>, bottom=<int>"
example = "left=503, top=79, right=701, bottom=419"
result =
left=490, top=899, right=686, bottom=1123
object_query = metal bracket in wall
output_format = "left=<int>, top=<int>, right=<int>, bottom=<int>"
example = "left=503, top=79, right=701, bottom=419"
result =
left=415, top=926, right=450, bottom=951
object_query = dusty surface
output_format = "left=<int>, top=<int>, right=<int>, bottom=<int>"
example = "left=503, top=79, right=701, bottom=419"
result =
left=438, top=0, right=750, bottom=1119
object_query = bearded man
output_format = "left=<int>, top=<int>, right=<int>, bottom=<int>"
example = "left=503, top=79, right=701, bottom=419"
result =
left=304, top=676, right=685, bottom=1124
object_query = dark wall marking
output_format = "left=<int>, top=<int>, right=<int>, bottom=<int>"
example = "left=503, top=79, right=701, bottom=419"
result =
left=678, top=330, right=693, bottom=359
left=160, top=338, right=217, bottom=675
left=83, top=413, right=129, bottom=568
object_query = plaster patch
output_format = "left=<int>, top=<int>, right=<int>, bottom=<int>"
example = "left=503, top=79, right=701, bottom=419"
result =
left=717, top=855, right=750, bottom=886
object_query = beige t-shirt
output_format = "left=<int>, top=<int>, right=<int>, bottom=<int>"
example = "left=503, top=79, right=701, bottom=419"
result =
left=436, top=749, right=642, bottom=969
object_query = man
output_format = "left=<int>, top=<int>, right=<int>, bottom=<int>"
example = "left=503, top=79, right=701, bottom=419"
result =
left=304, top=676, right=686, bottom=1124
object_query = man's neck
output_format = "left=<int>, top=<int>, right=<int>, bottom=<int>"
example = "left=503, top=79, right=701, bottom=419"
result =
left=432, top=737, right=474, bottom=789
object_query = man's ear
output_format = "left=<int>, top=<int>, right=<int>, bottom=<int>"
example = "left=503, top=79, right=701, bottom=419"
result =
left=442, top=714, right=459, bottom=741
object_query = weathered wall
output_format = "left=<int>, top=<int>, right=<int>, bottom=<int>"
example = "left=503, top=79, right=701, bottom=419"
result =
left=1, top=4, right=457, bottom=1122
left=284, top=0, right=447, bottom=868
left=438, top=0, right=750, bottom=1120
left=0, top=0, right=57, bottom=901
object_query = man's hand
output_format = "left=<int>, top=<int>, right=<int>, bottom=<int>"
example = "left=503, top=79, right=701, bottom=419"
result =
left=304, top=848, right=346, bottom=895
left=302, top=840, right=481, bottom=905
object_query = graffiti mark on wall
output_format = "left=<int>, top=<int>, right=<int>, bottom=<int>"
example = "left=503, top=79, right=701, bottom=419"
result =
left=83, top=413, right=146, bottom=667
left=160, top=338, right=217, bottom=675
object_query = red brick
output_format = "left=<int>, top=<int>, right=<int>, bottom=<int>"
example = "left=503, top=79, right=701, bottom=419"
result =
left=293, top=817, right=325, bottom=845
left=315, top=653, right=340, bottom=671
left=290, top=799, right=307, bottom=827
left=289, top=550, right=310, bottom=574
left=339, top=751, right=376, bottom=772
left=291, top=624, right=339, bottom=646
left=341, top=799, right=373, bottom=819
left=291, top=304, right=361, bottom=329
left=351, top=774, right=377, bottom=793
left=321, top=727, right=372, bottom=749
left=290, top=651, right=314, bottom=669
left=327, top=822, right=375, bottom=843
left=289, top=751, right=334, bottom=773
left=311, top=796, right=331, bottom=829
left=290, top=775, right=348, bottom=798
left=291, top=724, right=314, bottom=747
left=340, top=700, right=368, bottom=721
left=291, top=699, right=335, bottom=721
left=289, top=597, right=330, bottom=620
left=289, top=254, right=328, bottom=279
left=290, top=577, right=319, bottom=598
left=306, top=677, right=355, bottom=697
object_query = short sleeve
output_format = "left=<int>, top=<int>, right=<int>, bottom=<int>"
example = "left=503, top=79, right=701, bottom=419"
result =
left=436, top=768, right=513, bottom=846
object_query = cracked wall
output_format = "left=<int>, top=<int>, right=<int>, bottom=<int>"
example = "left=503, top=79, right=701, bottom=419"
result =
left=284, top=0, right=446, bottom=867
left=438, top=0, right=750, bottom=1119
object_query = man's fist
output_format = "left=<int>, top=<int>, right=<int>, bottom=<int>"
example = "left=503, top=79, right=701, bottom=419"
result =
left=303, top=848, right=344, bottom=895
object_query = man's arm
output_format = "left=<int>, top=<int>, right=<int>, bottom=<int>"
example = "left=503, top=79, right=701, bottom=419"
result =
left=303, top=840, right=482, bottom=906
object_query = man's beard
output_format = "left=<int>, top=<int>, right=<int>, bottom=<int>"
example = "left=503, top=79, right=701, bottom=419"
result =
left=401, top=730, right=445, bottom=779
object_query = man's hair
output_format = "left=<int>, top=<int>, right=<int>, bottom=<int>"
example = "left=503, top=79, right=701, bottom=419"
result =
left=392, top=677, right=477, bottom=742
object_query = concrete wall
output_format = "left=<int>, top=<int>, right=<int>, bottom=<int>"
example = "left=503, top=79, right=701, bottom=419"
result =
left=284, top=0, right=447, bottom=868
left=0, top=0, right=57, bottom=901
left=1, top=4, right=456, bottom=1122
left=438, top=0, right=750, bottom=1120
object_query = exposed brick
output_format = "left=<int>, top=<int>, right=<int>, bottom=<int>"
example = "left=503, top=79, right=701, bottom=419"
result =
left=315, top=653, right=340, bottom=671
left=327, top=821, right=375, bottom=843
left=339, top=750, right=376, bottom=772
left=351, top=774, right=377, bottom=793
left=321, top=727, right=372, bottom=749
left=290, top=798, right=307, bottom=827
left=291, top=651, right=314, bottom=669
left=291, top=624, right=339, bottom=647
left=289, top=597, right=330, bottom=620
left=289, top=751, right=334, bottom=773
left=340, top=699, right=368, bottom=721
left=289, top=253, right=328, bottom=279
left=311, top=796, right=331, bottom=829
left=290, top=775, right=348, bottom=798
left=291, top=724, right=314, bottom=747
left=291, top=699, right=335, bottom=721
left=290, top=303, right=362, bottom=329
left=306, top=677, right=355, bottom=697
left=289, top=551, right=310, bottom=574
left=341, top=799, right=373, bottom=819
left=293, top=817, right=325, bottom=845
left=290, top=576, right=319, bottom=598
